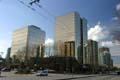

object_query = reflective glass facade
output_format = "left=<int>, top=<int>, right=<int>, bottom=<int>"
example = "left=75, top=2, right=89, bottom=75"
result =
left=98, top=47, right=113, bottom=67
left=55, top=12, right=88, bottom=63
left=86, top=40, right=98, bottom=66
left=11, top=25, right=45, bottom=62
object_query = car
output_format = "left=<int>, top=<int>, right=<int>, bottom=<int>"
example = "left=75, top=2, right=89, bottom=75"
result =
left=1, top=67, right=11, bottom=72
left=117, top=71, right=120, bottom=75
left=36, top=69, right=48, bottom=76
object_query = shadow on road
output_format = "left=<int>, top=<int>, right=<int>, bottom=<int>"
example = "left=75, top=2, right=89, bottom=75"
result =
left=0, top=76, right=7, bottom=78
left=55, top=75, right=95, bottom=80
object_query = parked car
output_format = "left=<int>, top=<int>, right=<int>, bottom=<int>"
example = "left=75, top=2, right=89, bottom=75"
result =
left=36, top=69, right=48, bottom=76
left=1, top=67, right=11, bottom=72
left=117, top=71, right=120, bottom=75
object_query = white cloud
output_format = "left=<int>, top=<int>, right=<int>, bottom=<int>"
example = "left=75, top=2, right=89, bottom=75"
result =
left=116, top=3, right=120, bottom=12
left=45, top=38, right=54, bottom=46
left=45, top=38, right=54, bottom=57
left=0, top=40, right=11, bottom=58
left=101, top=41, right=114, bottom=47
left=101, top=40, right=120, bottom=47
left=112, top=17, right=118, bottom=20
left=100, top=40, right=120, bottom=56
left=88, top=22, right=109, bottom=41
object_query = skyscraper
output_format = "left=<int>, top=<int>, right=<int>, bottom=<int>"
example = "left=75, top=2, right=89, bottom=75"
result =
left=99, top=47, right=113, bottom=68
left=10, top=25, right=45, bottom=62
left=6, top=47, right=11, bottom=63
left=55, top=12, right=88, bottom=64
left=85, top=40, right=98, bottom=70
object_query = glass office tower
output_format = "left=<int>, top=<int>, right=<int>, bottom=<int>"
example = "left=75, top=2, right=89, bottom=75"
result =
left=55, top=12, right=88, bottom=64
left=11, top=25, right=45, bottom=62
left=85, top=40, right=98, bottom=67
left=99, top=47, right=113, bottom=68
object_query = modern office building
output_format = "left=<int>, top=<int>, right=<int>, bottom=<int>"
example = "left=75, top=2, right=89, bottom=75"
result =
left=99, top=47, right=113, bottom=68
left=54, top=41, right=75, bottom=57
left=85, top=40, right=98, bottom=67
left=6, top=47, right=11, bottom=63
left=10, top=25, right=45, bottom=62
left=55, top=12, right=88, bottom=64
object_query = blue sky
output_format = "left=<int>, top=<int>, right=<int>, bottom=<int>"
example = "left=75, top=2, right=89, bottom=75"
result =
left=0, top=0, right=120, bottom=58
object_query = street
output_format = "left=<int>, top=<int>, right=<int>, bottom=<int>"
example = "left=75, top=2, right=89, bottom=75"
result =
left=64, top=75, right=120, bottom=80
left=0, top=71, right=120, bottom=80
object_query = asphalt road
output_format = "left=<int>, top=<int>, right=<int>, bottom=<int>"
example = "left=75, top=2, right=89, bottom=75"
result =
left=69, top=75, right=120, bottom=80
left=0, top=71, right=120, bottom=80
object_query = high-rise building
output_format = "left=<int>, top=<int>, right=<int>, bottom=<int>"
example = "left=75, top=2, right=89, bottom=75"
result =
left=99, top=47, right=113, bottom=68
left=10, top=25, right=45, bottom=62
left=55, top=12, right=88, bottom=64
left=85, top=40, right=98, bottom=67
left=6, top=47, right=11, bottom=63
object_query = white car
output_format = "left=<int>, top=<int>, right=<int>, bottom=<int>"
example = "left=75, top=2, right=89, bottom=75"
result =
left=36, top=70, right=48, bottom=76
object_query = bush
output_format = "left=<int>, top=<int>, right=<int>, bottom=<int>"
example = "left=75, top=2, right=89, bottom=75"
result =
left=15, top=68, right=31, bottom=74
